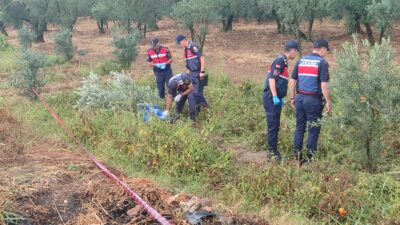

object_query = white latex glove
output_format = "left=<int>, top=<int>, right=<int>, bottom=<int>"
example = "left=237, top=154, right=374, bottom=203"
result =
left=160, top=110, right=169, bottom=119
left=174, top=94, right=182, bottom=103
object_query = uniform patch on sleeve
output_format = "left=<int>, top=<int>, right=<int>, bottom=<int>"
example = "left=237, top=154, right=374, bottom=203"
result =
left=192, top=46, right=199, bottom=52
left=275, top=64, right=281, bottom=69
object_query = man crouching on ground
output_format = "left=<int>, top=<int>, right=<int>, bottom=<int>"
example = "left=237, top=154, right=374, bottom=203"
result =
left=163, top=73, right=199, bottom=121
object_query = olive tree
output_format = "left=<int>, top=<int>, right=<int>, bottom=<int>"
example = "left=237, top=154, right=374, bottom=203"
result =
left=91, top=0, right=109, bottom=34
left=47, top=0, right=91, bottom=30
left=257, top=0, right=286, bottom=33
left=328, top=0, right=377, bottom=44
left=112, top=29, right=141, bottom=69
left=367, top=0, right=400, bottom=44
left=333, top=37, right=400, bottom=171
left=275, top=0, right=311, bottom=55
left=171, top=0, right=221, bottom=51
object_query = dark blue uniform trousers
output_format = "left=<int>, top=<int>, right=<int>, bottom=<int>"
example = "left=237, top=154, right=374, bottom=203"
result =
left=294, top=94, right=323, bottom=155
left=155, top=70, right=173, bottom=99
left=262, top=92, right=282, bottom=151
left=176, top=79, right=199, bottom=119
left=189, top=71, right=208, bottom=106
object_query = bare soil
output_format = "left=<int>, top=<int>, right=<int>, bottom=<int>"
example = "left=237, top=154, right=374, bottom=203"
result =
left=6, top=17, right=400, bottom=85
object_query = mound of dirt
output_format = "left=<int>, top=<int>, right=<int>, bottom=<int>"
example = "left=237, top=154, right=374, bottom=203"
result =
left=0, top=147, right=184, bottom=225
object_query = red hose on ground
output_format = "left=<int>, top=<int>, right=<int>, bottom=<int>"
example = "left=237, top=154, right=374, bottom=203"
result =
left=32, top=88, right=173, bottom=225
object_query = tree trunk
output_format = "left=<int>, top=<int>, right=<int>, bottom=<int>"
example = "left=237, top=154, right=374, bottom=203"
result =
left=0, top=21, right=7, bottom=36
left=143, top=23, right=147, bottom=39
left=97, top=19, right=105, bottom=34
left=272, top=10, right=285, bottom=33
left=307, top=17, right=314, bottom=41
left=34, top=21, right=47, bottom=43
left=378, top=27, right=385, bottom=44
left=69, top=17, right=77, bottom=30
left=189, top=25, right=196, bottom=43
left=364, top=23, right=375, bottom=45
left=355, top=19, right=362, bottom=34
left=296, top=24, right=302, bottom=57
left=126, top=19, right=131, bottom=34
left=222, top=14, right=233, bottom=32
left=199, top=32, right=206, bottom=52
left=36, top=32, right=45, bottom=43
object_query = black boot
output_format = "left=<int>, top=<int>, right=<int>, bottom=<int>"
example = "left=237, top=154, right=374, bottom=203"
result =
left=305, top=150, right=317, bottom=164
left=268, top=149, right=282, bottom=161
left=294, top=150, right=306, bottom=165
left=189, top=112, right=196, bottom=121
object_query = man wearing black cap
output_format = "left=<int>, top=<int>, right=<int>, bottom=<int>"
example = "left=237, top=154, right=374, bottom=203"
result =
left=162, top=73, right=198, bottom=121
left=262, top=40, right=299, bottom=161
left=289, top=39, right=332, bottom=165
left=146, top=37, right=173, bottom=99
left=175, top=35, right=208, bottom=110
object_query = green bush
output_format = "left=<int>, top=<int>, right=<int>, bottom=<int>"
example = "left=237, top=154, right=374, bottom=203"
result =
left=111, top=30, right=141, bottom=69
left=333, top=37, right=400, bottom=171
left=96, top=61, right=123, bottom=75
left=74, top=72, right=159, bottom=112
left=0, top=34, right=13, bottom=52
left=10, top=49, right=49, bottom=99
left=53, top=29, right=74, bottom=61
left=17, top=27, right=34, bottom=49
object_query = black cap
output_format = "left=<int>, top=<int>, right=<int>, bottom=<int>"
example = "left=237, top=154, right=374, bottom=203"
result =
left=313, top=39, right=330, bottom=51
left=168, top=75, right=180, bottom=90
left=176, top=35, right=186, bottom=45
left=150, top=37, right=159, bottom=47
left=285, top=40, right=300, bottom=51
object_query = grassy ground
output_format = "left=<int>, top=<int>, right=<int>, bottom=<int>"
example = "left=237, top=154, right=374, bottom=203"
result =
left=2, top=63, right=399, bottom=224
left=1, top=19, right=400, bottom=224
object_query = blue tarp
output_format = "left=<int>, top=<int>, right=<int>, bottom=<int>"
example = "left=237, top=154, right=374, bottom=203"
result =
left=138, top=104, right=167, bottom=122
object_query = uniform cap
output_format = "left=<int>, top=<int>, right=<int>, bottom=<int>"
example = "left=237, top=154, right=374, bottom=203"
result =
left=285, top=40, right=300, bottom=51
left=150, top=37, right=159, bottom=47
left=176, top=35, right=186, bottom=45
left=313, top=39, right=330, bottom=51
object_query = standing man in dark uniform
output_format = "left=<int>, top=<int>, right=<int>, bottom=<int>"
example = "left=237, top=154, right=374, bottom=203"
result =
left=162, top=73, right=198, bottom=121
left=289, top=39, right=332, bottom=164
left=175, top=35, right=208, bottom=109
left=262, top=40, right=299, bottom=161
left=147, top=37, right=173, bottom=99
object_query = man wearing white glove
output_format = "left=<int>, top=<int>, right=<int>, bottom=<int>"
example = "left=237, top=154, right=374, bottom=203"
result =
left=164, top=73, right=198, bottom=121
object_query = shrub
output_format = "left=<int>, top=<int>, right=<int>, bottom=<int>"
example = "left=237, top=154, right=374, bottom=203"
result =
left=333, top=37, right=400, bottom=171
left=10, top=49, right=48, bottom=100
left=53, top=29, right=74, bottom=61
left=0, top=34, right=13, bottom=52
left=111, top=30, right=141, bottom=69
left=17, top=27, right=34, bottom=49
left=74, top=71, right=159, bottom=112
left=96, top=61, right=123, bottom=75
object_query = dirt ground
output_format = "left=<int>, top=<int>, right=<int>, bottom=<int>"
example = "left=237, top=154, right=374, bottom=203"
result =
left=6, top=17, right=400, bottom=84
